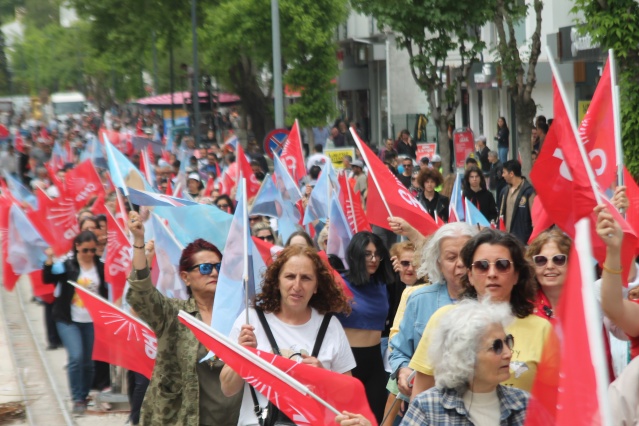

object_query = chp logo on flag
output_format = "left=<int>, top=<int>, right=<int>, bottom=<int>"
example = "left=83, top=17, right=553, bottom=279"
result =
left=48, top=198, right=80, bottom=240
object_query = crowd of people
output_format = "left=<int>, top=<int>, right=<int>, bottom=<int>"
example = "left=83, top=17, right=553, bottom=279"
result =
left=2, top=108, right=639, bottom=426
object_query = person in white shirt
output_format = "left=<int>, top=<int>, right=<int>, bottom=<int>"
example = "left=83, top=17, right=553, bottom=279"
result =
left=306, top=143, right=331, bottom=172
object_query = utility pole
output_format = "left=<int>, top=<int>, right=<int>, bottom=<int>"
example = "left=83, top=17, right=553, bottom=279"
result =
left=191, top=0, right=201, bottom=147
left=271, top=0, right=284, bottom=128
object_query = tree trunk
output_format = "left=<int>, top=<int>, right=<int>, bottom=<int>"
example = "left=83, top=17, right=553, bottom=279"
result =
left=514, top=93, right=536, bottom=177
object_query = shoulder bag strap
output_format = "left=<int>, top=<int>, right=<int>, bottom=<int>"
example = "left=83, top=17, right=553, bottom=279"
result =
left=311, top=313, right=333, bottom=358
left=255, top=307, right=281, bottom=355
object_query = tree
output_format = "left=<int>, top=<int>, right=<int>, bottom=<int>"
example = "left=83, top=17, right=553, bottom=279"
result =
left=200, top=0, right=346, bottom=144
left=351, top=0, right=494, bottom=175
left=0, top=30, right=11, bottom=94
left=492, top=0, right=543, bottom=177
left=572, top=0, right=639, bottom=177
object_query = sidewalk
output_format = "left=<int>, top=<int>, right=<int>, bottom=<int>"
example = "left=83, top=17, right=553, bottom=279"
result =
left=1, top=276, right=130, bottom=425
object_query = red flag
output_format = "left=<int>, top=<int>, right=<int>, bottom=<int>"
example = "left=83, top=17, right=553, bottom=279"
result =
left=0, top=195, right=19, bottom=290
left=236, top=145, right=260, bottom=198
left=25, top=189, right=79, bottom=257
left=337, top=173, right=371, bottom=233
left=530, top=77, right=599, bottom=237
left=525, top=229, right=609, bottom=425
left=66, top=160, right=106, bottom=210
left=30, top=270, right=54, bottom=304
left=528, top=197, right=555, bottom=243
left=14, top=132, right=24, bottom=153
left=178, top=312, right=377, bottom=426
left=317, top=250, right=353, bottom=299
left=251, top=236, right=283, bottom=266
left=281, top=119, right=306, bottom=184
left=139, top=149, right=154, bottom=186
left=353, top=130, right=440, bottom=237
left=623, top=167, right=639, bottom=255
left=91, top=194, right=108, bottom=217
left=165, top=179, right=174, bottom=196
left=203, top=176, right=215, bottom=197
left=73, top=284, right=156, bottom=379
left=578, top=61, right=616, bottom=190
left=104, top=208, right=131, bottom=302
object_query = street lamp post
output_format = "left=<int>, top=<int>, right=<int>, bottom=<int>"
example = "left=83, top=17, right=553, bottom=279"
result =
left=271, top=0, right=284, bottom=128
left=191, top=0, right=201, bottom=147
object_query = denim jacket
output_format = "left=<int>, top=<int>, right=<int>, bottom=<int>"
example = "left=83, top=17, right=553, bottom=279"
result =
left=388, top=282, right=454, bottom=373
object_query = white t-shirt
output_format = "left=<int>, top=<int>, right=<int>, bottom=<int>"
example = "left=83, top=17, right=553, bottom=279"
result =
left=230, top=307, right=356, bottom=426
left=70, top=266, right=101, bottom=323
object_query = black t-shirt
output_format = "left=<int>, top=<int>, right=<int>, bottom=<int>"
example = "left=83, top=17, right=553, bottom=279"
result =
left=398, top=173, right=412, bottom=189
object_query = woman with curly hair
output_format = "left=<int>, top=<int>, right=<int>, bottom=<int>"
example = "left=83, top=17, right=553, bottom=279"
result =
left=220, top=245, right=355, bottom=426
left=416, top=168, right=449, bottom=222
left=409, top=229, right=552, bottom=397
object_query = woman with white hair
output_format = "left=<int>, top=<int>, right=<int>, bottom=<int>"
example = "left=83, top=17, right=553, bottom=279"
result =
left=335, top=299, right=528, bottom=426
left=401, top=299, right=528, bottom=425
left=387, top=221, right=479, bottom=403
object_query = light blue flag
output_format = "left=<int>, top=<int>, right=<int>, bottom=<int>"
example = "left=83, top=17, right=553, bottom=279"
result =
left=103, top=135, right=156, bottom=195
left=127, top=187, right=199, bottom=207
left=151, top=214, right=189, bottom=300
left=303, top=163, right=334, bottom=225
left=7, top=204, right=48, bottom=273
left=450, top=172, right=465, bottom=222
left=3, top=171, right=37, bottom=210
left=465, top=198, right=491, bottom=227
left=80, top=135, right=105, bottom=163
left=273, top=153, right=302, bottom=204
left=153, top=204, right=233, bottom=252
left=251, top=174, right=301, bottom=220
left=327, top=192, right=353, bottom=268
left=211, top=183, right=267, bottom=338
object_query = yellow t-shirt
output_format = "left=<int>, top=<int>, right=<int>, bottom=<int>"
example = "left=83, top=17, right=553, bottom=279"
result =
left=408, top=304, right=551, bottom=392
left=388, top=283, right=427, bottom=345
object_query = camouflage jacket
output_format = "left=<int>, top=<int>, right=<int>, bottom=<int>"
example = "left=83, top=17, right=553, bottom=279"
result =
left=126, top=267, right=240, bottom=426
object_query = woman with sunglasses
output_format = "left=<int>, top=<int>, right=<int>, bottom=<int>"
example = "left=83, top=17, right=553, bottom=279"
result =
left=43, top=230, right=108, bottom=415
left=251, top=222, right=278, bottom=246
left=409, top=229, right=552, bottom=398
left=220, top=245, right=354, bottom=425
left=334, top=299, right=528, bottom=426
left=125, top=211, right=242, bottom=426
left=526, top=229, right=571, bottom=323
left=335, top=231, right=396, bottom=424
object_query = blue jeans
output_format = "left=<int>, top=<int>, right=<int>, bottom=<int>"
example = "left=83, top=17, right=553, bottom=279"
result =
left=498, top=146, right=508, bottom=164
left=56, top=321, right=95, bottom=402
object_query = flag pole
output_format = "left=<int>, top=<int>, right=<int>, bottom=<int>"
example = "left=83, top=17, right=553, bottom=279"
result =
left=349, top=127, right=393, bottom=218
left=608, top=49, right=624, bottom=188
left=574, top=219, right=613, bottom=426
left=544, top=45, right=603, bottom=205
left=242, top=177, right=250, bottom=325
left=177, top=311, right=342, bottom=416
left=103, top=133, right=135, bottom=211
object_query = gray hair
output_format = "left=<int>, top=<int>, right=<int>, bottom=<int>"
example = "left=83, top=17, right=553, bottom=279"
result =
left=488, top=150, right=498, bottom=159
left=417, top=222, right=478, bottom=283
left=429, top=298, right=513, bottom=391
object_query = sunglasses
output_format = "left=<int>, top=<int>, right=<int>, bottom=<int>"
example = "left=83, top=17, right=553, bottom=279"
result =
left=488, top=334, right=514, bottom=355
left=189, top=262, right=222, bottom=275
left=217, top=204, right=230, bottom=209
left=256, top=235, right=275, bottom=242
left=80, top=248, right=97, bottom=254
left=471, top=259, right=513, bottom=274
left=399, top=260, right=413, bottom=268
left=532, top=254, right=567, bottom=267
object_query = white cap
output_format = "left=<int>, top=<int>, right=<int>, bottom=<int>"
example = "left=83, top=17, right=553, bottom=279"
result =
left=431, top=154, right=442, bottom=162
left=187, top=172, right=201, bottom=182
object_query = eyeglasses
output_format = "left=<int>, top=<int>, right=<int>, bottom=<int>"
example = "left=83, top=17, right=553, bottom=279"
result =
left=471, top=259, right=513, bottom=274
left=403, top=163, right=413, bottom=168
left=399, top=260, right=413, bottom=268
left=256, top=235, right=275, bottom=242
left=249, top=216, right=261, bottom=222
left=488, top=334, right=514, bottom=355
left=365, top=251, right=383, bottom=261
left=216, top=203, right=230, bottom=209
left=80, top=248, right=97, bottom=254
left=189, top=262, right=222, bottom=275
left=532, top=254, right=567, bottom=267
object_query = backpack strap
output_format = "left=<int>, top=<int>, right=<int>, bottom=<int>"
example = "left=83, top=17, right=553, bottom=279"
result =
left=311, top=313, right=333, bottom=358
left=255, top=307, right=281, bottom=355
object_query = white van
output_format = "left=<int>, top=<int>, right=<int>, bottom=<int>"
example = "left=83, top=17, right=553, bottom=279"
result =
left=51, top=92, right=86, bottom=121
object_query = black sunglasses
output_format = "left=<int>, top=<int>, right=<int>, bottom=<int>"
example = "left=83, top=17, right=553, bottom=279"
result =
left=532, top=254, right=567, bottom=267
left=80, top=248, right=97, bottom=254
left=471, top=259, right=513, bottom=274
left=189, top=262, right=222, bottom=275
left=399, top=260, right=412, bottom=267
left=257, top=235, right=275, bottom=242
left=489, top=334, right=514, bottom=355
left=217, top=203, right=230, bottom=209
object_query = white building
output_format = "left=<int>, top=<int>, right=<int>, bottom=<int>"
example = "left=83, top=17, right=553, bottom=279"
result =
left=337, top=1, right=604, bottom=157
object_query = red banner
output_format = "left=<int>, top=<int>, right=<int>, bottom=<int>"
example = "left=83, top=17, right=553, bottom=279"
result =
left=453, top=128, right=475, bottom=170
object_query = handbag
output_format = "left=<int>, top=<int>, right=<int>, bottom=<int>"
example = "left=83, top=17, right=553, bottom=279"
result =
left=250, top=308, right=333, bottom=426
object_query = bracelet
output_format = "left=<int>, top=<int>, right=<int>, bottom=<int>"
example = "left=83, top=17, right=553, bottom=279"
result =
left=132, top=244, right=146, bottom=249
left=602, top=264, right=623, bottom=275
